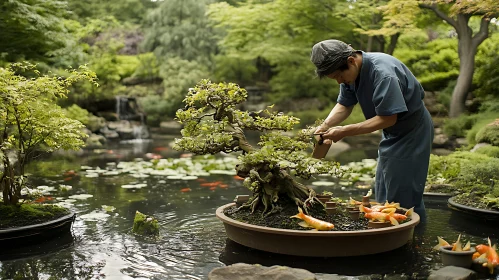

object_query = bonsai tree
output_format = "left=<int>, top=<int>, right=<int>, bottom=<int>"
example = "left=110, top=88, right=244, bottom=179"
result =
left=174, top=80, right=342, bottom=216
left=0, top=63, right=97, bottom=205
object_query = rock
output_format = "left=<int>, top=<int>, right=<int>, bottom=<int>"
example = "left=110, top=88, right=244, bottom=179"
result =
left=208, top=263, right=316, bottom=280
left=428, top=266, right=476, bottom=280
left=433, top=134, right=450, bottom=147
left=455, top=138, right=467, bottom=147
left=324, top=140, right=351, bottom=159
left=99, top=127, right=120, bottom=140
left=85, top=134, right=107, bottom=148
left=432, top=148, right=453, bottom=156
left=87, top=115, right=107, bottom=133
left=470, top=143, right=491, bottom=152
left=159, top=121, right=183, bottom=132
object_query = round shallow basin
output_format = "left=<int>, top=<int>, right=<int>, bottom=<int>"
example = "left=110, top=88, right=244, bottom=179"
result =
left=216, top=203, right=420, bottom=257
left=448, top=197, right=499, bottom=221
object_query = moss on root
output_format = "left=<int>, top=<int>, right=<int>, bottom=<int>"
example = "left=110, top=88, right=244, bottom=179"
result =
left=132, top=211, right=159, bottom=236
left=0, top=204, right=70, bottom=229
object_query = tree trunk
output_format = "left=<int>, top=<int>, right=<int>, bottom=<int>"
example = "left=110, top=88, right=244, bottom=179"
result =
left=450, top=47, right=475, bottom=118
left=386, top=33, right=400, bottom=55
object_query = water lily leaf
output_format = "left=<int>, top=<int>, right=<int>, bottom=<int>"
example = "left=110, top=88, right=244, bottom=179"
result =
left=68, top=194, right=94, bottom=200
left=102, top=205, right=116, bottom=212
left=121, top=183, right=147, bottom=189
left=311, top=181, right=336, bottom=187
left=59, top=184, right=72, bottom=191
left=167, top=175, right=184, bottom=179
left=209, top=170, right=237, bottom=175
left=80, top=212, right=110, bottom=221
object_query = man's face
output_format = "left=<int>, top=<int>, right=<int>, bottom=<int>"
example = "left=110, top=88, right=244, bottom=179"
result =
left=326, top=56, right=360, bottom=85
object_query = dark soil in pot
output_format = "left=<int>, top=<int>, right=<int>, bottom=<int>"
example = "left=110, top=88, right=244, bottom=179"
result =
left=453, top=194, right=499, bottom=211
left=224, top=197, right=372, bottom=231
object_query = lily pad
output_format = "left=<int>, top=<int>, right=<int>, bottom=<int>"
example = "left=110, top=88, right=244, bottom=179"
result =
left=80, top=212, right=110, bottom=221
left=121, top=183, right=147, bottom=189
left=68, top=194, right=94, bottom=200
left=209, top=170, right=237, bottom=175
left=102, top=205, right=116, bottom=212
left=311, top=181, right=336, bottom=187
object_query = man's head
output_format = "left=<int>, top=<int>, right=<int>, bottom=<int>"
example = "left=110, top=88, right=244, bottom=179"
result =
left=310, top=39, right=362, bottom=85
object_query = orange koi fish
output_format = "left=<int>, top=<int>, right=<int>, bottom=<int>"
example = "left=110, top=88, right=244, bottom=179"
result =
left=34, top=196, right=54, bottom=203
left=290, top=207, right=334, bottom=231
left=153, top=147, right=169, bottom=151
left=233, top=175, right=245, bottom=180
left=200, top=181, right=222, bottom=187
left=180, top=188, right=191, bottom=192
left=476, top=238, right=499, bottom=274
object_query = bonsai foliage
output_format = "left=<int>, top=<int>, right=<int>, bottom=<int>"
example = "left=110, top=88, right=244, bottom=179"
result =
left=174, top=80, right=342, bottom=215
left=0, top=63, right=97, bottom=205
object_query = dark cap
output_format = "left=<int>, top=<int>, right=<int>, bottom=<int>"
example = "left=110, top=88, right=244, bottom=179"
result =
left=310, top=39, right=355, bottom=78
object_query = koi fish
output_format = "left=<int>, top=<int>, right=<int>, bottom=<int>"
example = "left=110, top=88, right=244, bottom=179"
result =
left=349, top=197, right=362, bottom=205
left=475, top=238, right=499, bottom=274
left=362, top=211, right=399, bottom=225
left=290, top=207, right=334, bottom=231
left=180, top=188, right=191, bottom=192
left=200, top=181, right=222, bottom=187
left=452, top=234, right=463, bottom=252
left=145, top=153, right=162, bottom=159
left=233, top=175, right=245, bottom=180
left=34, top=196, right=54, bottom=203
left=153, top=146, right=169, bottom=151
left=433, top=236, right=450, bottom=250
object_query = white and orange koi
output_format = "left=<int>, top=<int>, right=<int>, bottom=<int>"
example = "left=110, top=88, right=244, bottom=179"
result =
left=433, top=236, right=450, bottom=250
left=360, top=205, right=412, bottom=225
left=475, top=238, right=499, bottom=274
left=290, top=207, right=334, bottom=231
left=361, top=209, right=399, bottom=225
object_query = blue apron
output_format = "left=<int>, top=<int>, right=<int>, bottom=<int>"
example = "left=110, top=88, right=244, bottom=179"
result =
left=337, top=52, right=434, bottom=220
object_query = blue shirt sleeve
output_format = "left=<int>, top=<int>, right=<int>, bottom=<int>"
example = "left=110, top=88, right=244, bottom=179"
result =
left=372, top=76, right=408, bottom=116
left=336, top=84, right=358, bottom=107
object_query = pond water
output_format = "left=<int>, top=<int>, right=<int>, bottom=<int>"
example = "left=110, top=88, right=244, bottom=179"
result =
left=0, top=134, right=498, bottom=280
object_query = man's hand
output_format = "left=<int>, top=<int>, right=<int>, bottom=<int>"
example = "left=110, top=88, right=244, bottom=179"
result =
left=313, top=124, right=332, bottom=145
left=322, top=126, right=345, bottom=143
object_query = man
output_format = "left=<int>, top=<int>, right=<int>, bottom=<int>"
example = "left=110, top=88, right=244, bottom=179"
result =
left=311, top=39, right=434, bottom=220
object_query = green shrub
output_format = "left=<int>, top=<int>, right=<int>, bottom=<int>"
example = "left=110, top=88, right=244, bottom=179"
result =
left=443, top=114, right=479, bottom=137
left=466, top=113, right=498, bottom=145
left=419, top=70, right=459, bottom=92
left=475, top=145, right=499, bottom=158
left=64, top=104, right=90, bottom=125
left=475, top=119, right=499, bottom=146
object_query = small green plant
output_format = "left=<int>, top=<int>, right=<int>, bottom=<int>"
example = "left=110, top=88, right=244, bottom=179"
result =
left=0, top=62, right=97, bottom=205
left=174, top=80, right=342, bottom=216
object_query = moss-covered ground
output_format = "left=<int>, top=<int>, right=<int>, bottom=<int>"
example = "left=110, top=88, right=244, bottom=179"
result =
left=0, top=204, right=70, bottom=229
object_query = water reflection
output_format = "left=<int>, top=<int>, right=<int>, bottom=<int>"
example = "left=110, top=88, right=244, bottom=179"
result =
left=1, top=136, right=499, bottom=279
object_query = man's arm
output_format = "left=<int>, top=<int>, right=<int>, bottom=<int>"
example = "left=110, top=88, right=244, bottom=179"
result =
left=316, top=103, right=354, bottom=132
left=323, top=114, right=397, bottom=142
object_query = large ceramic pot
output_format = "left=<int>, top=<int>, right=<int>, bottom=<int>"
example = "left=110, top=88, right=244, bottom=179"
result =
left=0, top=212, right=76, bottom=246
left=216, top=203, right=420, bottom=257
